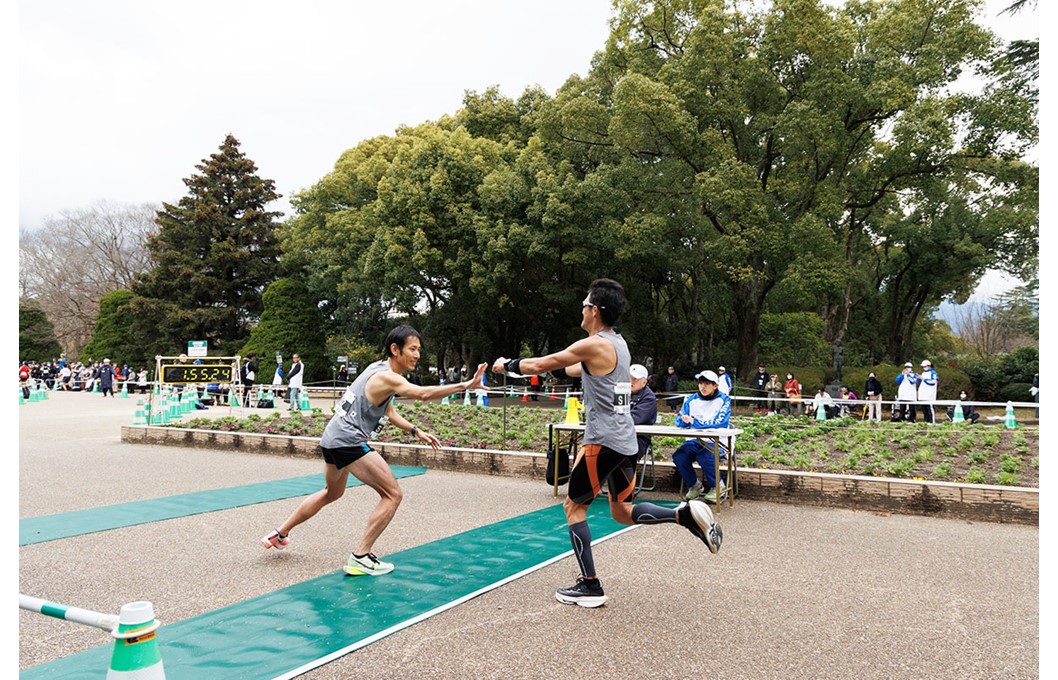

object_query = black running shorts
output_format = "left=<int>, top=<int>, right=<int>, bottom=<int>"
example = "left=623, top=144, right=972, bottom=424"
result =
left=320, top=444, right=372, bottom=470
left=567, top=443, right=637, bottom=505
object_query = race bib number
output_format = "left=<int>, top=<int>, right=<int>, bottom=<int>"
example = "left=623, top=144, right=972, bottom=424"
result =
left=370, top=415, right=389, bottom=439
left=613, top=382, right=631, bottom=414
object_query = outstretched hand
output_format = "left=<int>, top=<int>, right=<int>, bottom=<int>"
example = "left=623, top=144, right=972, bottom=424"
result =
left=491, top=357, right=509, bottom=375
left=465, top=362, right=488, bottom=391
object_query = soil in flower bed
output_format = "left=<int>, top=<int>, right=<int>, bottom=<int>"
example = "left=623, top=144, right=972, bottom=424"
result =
left=169, top=402, right=1039, bottom=488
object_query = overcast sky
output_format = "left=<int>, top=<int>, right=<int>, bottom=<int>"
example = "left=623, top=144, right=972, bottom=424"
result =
left=18, top=0, right=1040, bottom=302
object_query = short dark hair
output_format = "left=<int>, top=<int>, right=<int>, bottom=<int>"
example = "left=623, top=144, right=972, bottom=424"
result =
left=384, top=325, right=422, bottom=358
left=586, top=278, right=626, bottom=326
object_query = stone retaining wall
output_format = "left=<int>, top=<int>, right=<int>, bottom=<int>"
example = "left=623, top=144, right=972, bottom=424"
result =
left=121, top=426, right=1038, bottom=525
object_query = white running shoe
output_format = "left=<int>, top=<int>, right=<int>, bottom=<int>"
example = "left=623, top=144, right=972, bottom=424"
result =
left=344, top=552, right=395, bottom=576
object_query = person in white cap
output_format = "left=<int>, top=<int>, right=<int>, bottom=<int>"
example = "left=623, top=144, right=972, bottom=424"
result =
left=716, top=366, right=733, bottom=395
left=918, top=360, right=939, bottom=423
left=672, top=369, right=733, bottom=502
left=894, top=362, right=919, bottom=422
left=629, top=363, right=658, bottom=459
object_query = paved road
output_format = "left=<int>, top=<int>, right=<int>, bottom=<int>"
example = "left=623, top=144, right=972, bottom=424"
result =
left=18, top=392, right=1041, bottom=679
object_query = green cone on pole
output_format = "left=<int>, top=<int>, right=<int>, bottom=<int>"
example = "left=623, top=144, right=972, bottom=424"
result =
left=1005, top=402, right=1017, bottom=429
left=300, top=389, right=310, bottom=410
left=106, top=601, right=165, bottom=679
left=119, top=381, right=129, bottom=398
left=952, top=401, right=965, bottom=424
left=815, top=400, right=827, bottom=420
left=462, top=390, right=471, bottom=406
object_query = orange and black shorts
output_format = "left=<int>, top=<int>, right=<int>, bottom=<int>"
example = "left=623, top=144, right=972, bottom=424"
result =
left=567, top=444, right=637, bottom=505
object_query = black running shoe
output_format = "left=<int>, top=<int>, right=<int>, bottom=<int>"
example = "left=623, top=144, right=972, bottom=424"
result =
left=555, top=577, right=608, bottom=608
left=677, top=500, right=723, bottom=554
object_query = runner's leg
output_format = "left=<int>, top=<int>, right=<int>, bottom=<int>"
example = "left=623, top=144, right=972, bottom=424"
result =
left=278, top=463, right=350, bottom=536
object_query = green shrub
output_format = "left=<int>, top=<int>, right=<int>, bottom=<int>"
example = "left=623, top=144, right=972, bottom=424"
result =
left=931, top=462, right=954, bottom=479
left=967, top=450, right=989, bottom=466
left=886, top=459, right=915, bottom=478
left=994, top=471, right=1020, bottom=486
left=965, top=466, right=987, bottom=484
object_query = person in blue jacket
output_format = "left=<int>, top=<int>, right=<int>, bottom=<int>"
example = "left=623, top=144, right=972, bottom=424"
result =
left=672, top=369, right=732, bottom=503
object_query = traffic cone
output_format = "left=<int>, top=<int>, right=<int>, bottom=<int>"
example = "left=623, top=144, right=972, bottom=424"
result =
left=441, top=392, right=450, bottom=405
left=299, top=390, right=310, bottom=410
left=132, top=399, right=147, bottom=426
left=230, top=389, right=241, bottom=407
left=952, top=401, right=965, bottom=424
left=520, top=390, right=529, bottom=403
left=106, top=601, right=165, bottom=679
left=40, top=383, right=49, bottom=400
left=564, top=397, right=582, bottom=424
left=93, top=380, right=101, bottom=393
left=815, top=400, right=827, bottom=420
left=563, top=389, right=569, bottom=408
left=19, top=388, right=25, bottom=405
left=29, top=385, right=40, bottom=402
left=462, top=390, right=471, bottom=406
left=1005, top=402, right=1017, bottom=429
left=119, top=381, right=129, bottom=398
left=550, top=386, right=558, bottom=401
left=475, top=391, right=486, bottom=407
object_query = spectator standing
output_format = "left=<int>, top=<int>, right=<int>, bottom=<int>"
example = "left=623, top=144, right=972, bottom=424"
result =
left=98, top=359, right=115, bottom=397
left=917, top=360, right=939, bottom=423
left=864, top=372, right=884, bottom=422
left=629, top=363, right=658, bottom=459
left=663, top=366, right=680, bottom=412
left=137, top=368, right=149, bottom=394
left=337, top=364, right=349, bottom=386
left=60, top=364, right=72, bottom=390
left=287, top=354, right=304, bottom=411
left=241, top=353, right=259, bottom=404
left=272, top=356, right=285, bottom=400
left=894, top=362, right=918, bottom=422
left=783, top=372, right=802, bottom=415
left=752, top=363, right=769, bottom=413
left=717, top=366, right=733, bottom=396
left=765, top=373, right=783, bottom=414
left=19, top=362, right=31, bottom=400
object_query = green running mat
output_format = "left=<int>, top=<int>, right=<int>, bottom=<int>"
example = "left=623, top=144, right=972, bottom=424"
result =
left=21, top=502, right=638, bottom=679
left=19, top=466, right=428, bottom=546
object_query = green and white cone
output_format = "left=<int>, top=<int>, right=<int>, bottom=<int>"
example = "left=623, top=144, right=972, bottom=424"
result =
left=815, top=400, right=827, bottom=420
left=107, top=601, right=165, bottom=680
left=462, top=390, right=471, bottom=406
left=1005, top=402, right=1017, bottom=429
left=300, top=389, right=310, bottom=410
left=952, top=401, right=965, bottom=424
left=132, top=399, right=147, bottom=426
left=120, top=381, right=129, bottom=398
left=19, top=387, right=25, bottom=405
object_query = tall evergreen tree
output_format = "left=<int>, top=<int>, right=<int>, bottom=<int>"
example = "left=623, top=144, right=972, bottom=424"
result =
left=239, top=278, right=329, bottom=384
left=19, top=298, right=62, bottom=360
left=131, top=134, right=282, bottom=357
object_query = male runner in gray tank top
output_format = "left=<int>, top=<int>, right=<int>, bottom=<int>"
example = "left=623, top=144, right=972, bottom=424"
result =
left=262, top=325, right=487, bottom=576
left=494, top=278, right=722, bottom=607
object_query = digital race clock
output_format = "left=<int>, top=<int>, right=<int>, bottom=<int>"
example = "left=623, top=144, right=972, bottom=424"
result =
left=161, top=364, right=235, bottom=384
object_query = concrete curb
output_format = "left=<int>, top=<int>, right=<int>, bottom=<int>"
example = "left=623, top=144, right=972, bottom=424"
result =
left=120, top=426, right=1038, bottom=526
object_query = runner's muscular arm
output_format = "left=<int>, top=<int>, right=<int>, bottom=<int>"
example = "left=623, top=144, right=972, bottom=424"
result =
left=364, top=363, right=487, bottom=406
left=493, top=335, right=614, bottom=378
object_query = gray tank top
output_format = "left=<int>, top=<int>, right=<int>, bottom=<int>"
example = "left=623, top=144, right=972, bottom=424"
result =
left=581, top=330, right=637, bottom=456
left=320, top=360, right=392, bottom=449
